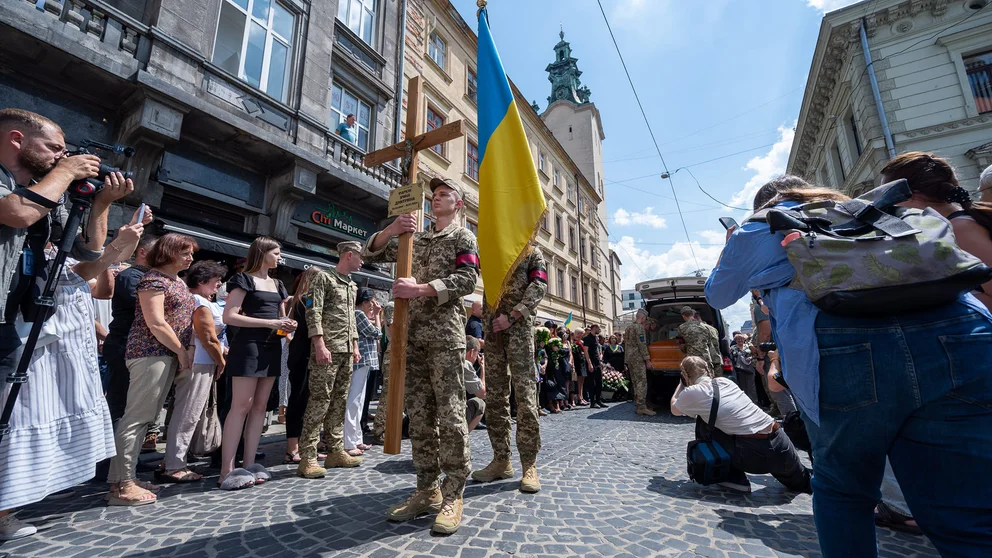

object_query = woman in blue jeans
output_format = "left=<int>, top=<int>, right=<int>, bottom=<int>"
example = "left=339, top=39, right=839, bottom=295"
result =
left=705, top=175, right=992, bottom=557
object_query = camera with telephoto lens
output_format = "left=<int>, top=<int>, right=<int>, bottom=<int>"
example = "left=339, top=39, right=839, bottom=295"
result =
left=758, top=341, right=777, bottom=353
left=64, top=140, right=135, bottom=199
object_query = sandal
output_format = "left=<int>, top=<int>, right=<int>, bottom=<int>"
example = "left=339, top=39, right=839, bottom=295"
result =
left=218, top=468, right=255, bottom=491
left=158, top=469, right=203, bottom=483
left=133, top=479, right=161, bottom=493
left=875, top=502, right=923, bottom=536
left=245, top=463, right=271, bottom=484
left=283, top=451, right=302, bottom=465
left=345, top=448, right=364, bottom=457
left=356, top=444, right=372, bottom=451
left=108, top=482, right=157, bottom=506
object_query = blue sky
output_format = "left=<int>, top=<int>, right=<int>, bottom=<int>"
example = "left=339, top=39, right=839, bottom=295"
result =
left=450, top=0, right=860, bottom=328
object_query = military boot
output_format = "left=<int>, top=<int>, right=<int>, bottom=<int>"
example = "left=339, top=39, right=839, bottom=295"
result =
left=520, top=464, right=541, bottom=493
left=296, top=459, right=327, bottom=479
left=470, top=459, right=514, bottom=482
left=636, top=407, right=657, bottom=416
left=324, top=450, right=362, bottom=468
left=386, top=487, right=443, bottom=522
left=432, top=496, right=464, bottom=534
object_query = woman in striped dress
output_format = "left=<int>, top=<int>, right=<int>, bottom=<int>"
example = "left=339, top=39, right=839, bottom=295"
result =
left=0, top=218, right=144, bottom=540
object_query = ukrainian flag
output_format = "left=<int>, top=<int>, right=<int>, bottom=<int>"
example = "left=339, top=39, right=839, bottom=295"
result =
left=477, top=6, right=547, bottom=310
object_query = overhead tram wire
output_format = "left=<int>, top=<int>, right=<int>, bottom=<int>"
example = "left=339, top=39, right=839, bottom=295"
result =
left=596, top=0, right=699, bottom=271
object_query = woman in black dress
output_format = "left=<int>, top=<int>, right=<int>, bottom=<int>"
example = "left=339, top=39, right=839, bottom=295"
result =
left=571, top=330, right=591, bottom=406
left=556, top=327, right=573, bottom=410
left=219, top=237, right=296, bottom=489
left=542, top=338, right=563, bottom=413
left=282, top=266, right=323, bottom=465
left=603, top=334, right=625, bottom=373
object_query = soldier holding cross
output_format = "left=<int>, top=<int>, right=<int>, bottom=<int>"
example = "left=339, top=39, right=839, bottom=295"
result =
left=362, top=177, right=480, bottom=535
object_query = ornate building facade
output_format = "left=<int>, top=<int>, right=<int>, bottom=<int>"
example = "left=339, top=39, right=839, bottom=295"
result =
left=402, top=0, right=615, bottom=330
left=788, top=0, right=992, bottom=195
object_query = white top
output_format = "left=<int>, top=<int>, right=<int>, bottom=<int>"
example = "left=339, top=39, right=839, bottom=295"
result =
left=92, top=297, right=112, bottom=328
left=192, top=294, right=225, bottom=365
left=674, top=377, right=774, bottom=436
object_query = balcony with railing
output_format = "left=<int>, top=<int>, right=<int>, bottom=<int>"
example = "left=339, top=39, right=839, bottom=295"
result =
left=326, top=132, right=404, bottom=193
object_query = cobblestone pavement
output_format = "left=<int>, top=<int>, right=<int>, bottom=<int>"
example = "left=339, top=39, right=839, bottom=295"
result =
left=1, top=403, right=937, bottom=558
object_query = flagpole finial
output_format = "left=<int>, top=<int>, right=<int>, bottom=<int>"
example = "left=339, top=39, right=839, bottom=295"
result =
left=477, top=0, right=487, bottom=8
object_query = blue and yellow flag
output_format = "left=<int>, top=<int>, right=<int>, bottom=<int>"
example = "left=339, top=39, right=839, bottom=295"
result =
left=563, top=312, right=573, bottom=329
left=477, top=6, right=547, bottom=310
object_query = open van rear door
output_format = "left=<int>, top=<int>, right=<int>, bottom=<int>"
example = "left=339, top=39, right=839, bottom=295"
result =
left=636, top=276, right=708, bottom=301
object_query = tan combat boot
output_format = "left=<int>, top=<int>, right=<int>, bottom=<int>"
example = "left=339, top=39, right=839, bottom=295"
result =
left=470, top=459, right=514, bottom=482
left=324, top=450, right=362, bottom=468
left=636, top=407, right=657, bottom=416
left=520, top=464, right=541, bottom=493
left=432, top=496, right=464, bottom=534
left=386, top=487, right=443, bottom=522
left=297, top=459, right=327, bottom=479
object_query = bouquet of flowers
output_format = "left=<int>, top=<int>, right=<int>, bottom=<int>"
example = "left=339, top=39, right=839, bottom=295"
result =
left=601, top=364, right=629, bottom=392
left=546, top=337, right=563, bottom=351
left=534, top=327, right=551, bottom=347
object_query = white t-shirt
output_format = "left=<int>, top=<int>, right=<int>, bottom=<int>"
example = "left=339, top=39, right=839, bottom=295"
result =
left=674, top=377, right=774, bottom=436
left=192, top=294, right=225, bottom=365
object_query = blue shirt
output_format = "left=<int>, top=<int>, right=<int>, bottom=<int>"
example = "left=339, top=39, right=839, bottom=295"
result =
left=336, top=122, right=357, bottom=144
left=705, top=202, right=992, bottom=425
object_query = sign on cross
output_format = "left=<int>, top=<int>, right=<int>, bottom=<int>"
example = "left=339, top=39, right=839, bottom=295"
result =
left=363, top=76, right=465, bottom=455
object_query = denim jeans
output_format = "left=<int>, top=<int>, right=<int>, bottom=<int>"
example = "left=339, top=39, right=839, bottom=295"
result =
left=804, top=303, right=992, bottom=557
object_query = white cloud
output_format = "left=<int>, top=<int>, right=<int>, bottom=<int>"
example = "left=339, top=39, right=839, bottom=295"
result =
left=805, top=0, right=862, bottom=12
left=727, top=125, right=796, bottom=211
left=698, top=229, right=727, bottom=244
left=612, top=207, right=668, bottom=229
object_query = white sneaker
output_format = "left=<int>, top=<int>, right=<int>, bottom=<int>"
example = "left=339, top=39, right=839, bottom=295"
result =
left=0, top=513, right=38, bottom=541
left=718, top=481, right=752, bottom=493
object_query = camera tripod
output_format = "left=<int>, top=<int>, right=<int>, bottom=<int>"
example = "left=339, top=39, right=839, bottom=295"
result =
left=0, top=194, right=93, bottom=446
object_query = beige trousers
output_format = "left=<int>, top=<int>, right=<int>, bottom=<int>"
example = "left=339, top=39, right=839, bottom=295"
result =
left=108, top=356, right=177, bottom=483
left=164, top=363, right=215, bottom=470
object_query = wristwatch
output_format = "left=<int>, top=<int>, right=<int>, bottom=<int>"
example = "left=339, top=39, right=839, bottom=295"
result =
left=507, top=314, right=517, bottom=324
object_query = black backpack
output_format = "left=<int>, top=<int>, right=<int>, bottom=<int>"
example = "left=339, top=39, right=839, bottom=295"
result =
left=686, top=379, right=732, bottom=485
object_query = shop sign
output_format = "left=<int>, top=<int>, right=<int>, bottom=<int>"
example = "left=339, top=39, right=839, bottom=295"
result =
left=310, top=203, right=371, bottom=239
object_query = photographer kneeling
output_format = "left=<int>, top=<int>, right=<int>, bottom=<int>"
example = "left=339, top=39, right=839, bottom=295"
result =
left=672, top=356, right=811, bottom=494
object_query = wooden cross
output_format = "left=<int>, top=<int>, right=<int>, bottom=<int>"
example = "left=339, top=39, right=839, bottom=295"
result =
left=363, top=76, right=466, bottom=455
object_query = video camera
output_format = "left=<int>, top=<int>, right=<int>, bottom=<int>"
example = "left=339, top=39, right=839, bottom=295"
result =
left=64, top=140, right=135, bottom=199
left=758, top=341, right=777, bottom=353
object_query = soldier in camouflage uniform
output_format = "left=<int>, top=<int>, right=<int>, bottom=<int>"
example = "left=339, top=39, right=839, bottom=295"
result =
left=371, top=302, right=393, bottom=443
left=296, top=242, right=364, bottom=479
left=696, top=312, right=723, bottom=375
left=624, top=309, right=656, bottom=416
left=677, top=306, right=718, bottom=374
left=470, top=247, right=547, bottom=493
left=363, top=177, right=480, bottom=535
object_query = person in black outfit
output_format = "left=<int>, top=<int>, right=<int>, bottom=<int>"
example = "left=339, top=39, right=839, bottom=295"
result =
left=583, top=324, right=607, bottom=408
left=282, top=266, right=322, bottom=464
left=466, top=300, right=484, bottom=340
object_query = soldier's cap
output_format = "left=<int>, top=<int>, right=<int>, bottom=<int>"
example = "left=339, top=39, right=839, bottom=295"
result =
left=635, top=308, right=648, bottom=317
left=430, top=177, right=464, bottom=198
left=338, top=241, right=362, bottom=254
left=679, top=306, right=695, bottom=315
left=356, top=287, right=374, bottom=304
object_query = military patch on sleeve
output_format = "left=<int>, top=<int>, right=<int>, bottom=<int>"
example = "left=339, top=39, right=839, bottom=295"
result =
left=456, top=250, right=480, bottom=269
left=303, top=293, right=314, bottom=308
left=639, top=334, right=646, bottom=343
left=528, top=262, right=548, bottom=284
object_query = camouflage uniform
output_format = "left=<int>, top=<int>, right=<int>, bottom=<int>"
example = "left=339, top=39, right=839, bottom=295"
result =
left=702, top=322, right=723, bottom=375
left=623, top=321, right=651, bottom=410
left=363, top=221, right=480, bottom=498
left=372, top=304, right=393, bottom=441
left=298, top=268, right=357, bottom=461
left=678, top=320, right=717, bottom=373
left=481, top=248, right=547, bottom=467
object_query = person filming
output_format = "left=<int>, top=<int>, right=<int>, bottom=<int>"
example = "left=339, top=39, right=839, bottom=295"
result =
left=671, top=356, right=811, bottom=494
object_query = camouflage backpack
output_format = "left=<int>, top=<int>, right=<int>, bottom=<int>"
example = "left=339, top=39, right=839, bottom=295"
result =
left=749, top=179, right=992, bottom=316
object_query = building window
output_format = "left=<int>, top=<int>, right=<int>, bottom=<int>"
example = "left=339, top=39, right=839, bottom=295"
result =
left=966, top=50, right=992, bottom=114
left=582, top=283, right=588, bottom=307
left=423, top=196, right=435, bottom=230
left=590, top=247, right=597, bottom=268
left=553, top=168, right=560, bottom=189
left=212, top=0, right=296, bottom=102
left=580, top=234, right=587, bottom=261
left=592, top=287, right=599, bottom=311
left=330, top=83, right=372, bottom=150
left=426, top=106, right=445, bottom=156
left=466, top=219, right=478, bottom=236
left=337, top=0, right=376, bottom=45
left=465, top=140, right=480, bottom=181
left=540, top=212, right=549, bottom=232
left=467, top=68, right=478, bottom=104
left=557, top=268, right=566, bottom=297
left=570, top=276, right=578, bottom=304
left=847, top=113, right=862, bottom=157
left=831, top=141, right=846, bottom=182
left=555, top=214, right=563, bottom=241
left=539, top=152, right=546, bottom=174
left=567, top=180, right=576, bottom=205
left=428, top=31, right=446, bottom=69
left=568, top=225, right=576, bottom=252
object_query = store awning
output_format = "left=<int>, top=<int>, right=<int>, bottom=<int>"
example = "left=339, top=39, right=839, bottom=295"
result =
left=159, top=219, right=393, bottom=289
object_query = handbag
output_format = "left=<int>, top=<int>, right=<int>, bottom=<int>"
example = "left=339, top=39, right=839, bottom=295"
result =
left=686, top=379, right=732, bottom=485
left=191, top=381, right=223, bottom=456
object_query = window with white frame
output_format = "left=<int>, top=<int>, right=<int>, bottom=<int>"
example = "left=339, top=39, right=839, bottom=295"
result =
left=426, top=106, right=445, bottom=156
left=337, top=0, right=376, bottom=45
left=330, top=83, right=372, bottom=150
left=428, top=32, right=446, bottom=69
left=423, top=196, right=435, bottom=230
left=467, top=68, right=478, bottom=104
left=466, top=219, right=478, bottom=236
left=553, top=168, right=560, bottom=189
left=570, top=276, right=578, bottom=304
left=557, top=268, right=566, bottom=297
left=555, top=213, right=563, bottom=242
left=466, top=139, right=480, bottom=181
left=213, top=0, right=296, bottom=102
left=567, top=180, right=576, bottom=204
left=568, top=225, right=576, bottom=252
left=539, top=152, right=546, bottom=173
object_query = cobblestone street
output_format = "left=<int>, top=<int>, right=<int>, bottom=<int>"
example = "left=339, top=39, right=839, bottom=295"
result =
left=0, top=403, right=938, bottom=558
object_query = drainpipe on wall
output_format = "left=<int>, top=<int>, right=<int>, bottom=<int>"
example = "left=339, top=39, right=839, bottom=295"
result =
left=394, top=0, right=408, bottom=143
left=859, top=18, right=897, bottom=159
